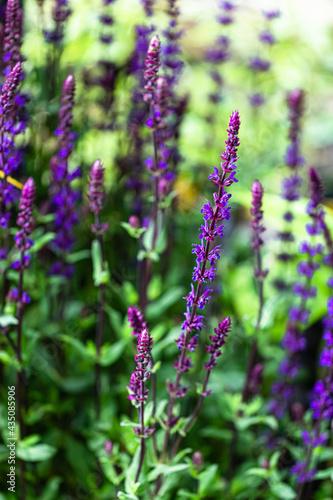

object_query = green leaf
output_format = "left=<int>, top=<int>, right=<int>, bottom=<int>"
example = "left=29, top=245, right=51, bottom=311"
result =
left=39, top=477, right=62, bottom=500
left=314, top=467, right=333, bottom=480
left=60, top=335, right=94, bottom=361
left=148, top=463, right=190, bottom=482
left=146, top=286, right=185, bottom=320
left=66, top=249, right=91, bottom=263
left=17, top=443, right=57, bottom=462
left=199, top=464, right=218, bottom=495
left=245, top=467, right=270, bottom=479
left=100, top=341, right=125, bottom=366
left=125, top=447, right=141, bottom=494
left=19, top=434, right=40, bottom=448
left=120, top=222, right=146, bottom=240
left=271, top=482, right=296, bottom=499
left=0, top=315, right=18, bottom=327
left=117, top=492, right=138, bottom=500
left=31, top=232, right=56, bottom=252
left=91, top=239, right=110, bottom=286
left=100, top=458, right=123, bottom=485
left=0, top=350, right=20, bottom=369
left=237, top=415, right=278, bottom=431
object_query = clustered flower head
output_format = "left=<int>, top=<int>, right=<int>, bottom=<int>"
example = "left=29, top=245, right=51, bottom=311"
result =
left=143, top=34, right=161, bottom=104
left=0, top=61, right=23, bottom=241
left=128, top=327, right=153, bottom=408
left=141, top=0, right=155, bottom=17
left=251, top=180, right=268, bottom=279
left=275, top=89, right=305, bottom=290
left=271, top=168, right=323, bottom=419
left=3, top=0, right=22, bottom=74
left=14, top=177, right=35, bottom=251
left=88, top=159, right=108, bottom=234
left=49, top=74, right=81, bottom=277
left=7, top=177, right=35, bottom=307
left=205, top=2, right=234, bottom=105
left=170, top=110, right=240, bottom=398
left=128, top=306, right=147, bottom=337
left=163, top=0, right=183, bottom=88
left=204, top=316, right=231, bottom=370
left=43, top=0, right=71, bottom=44
left=290, top=168, right=333, bottom=484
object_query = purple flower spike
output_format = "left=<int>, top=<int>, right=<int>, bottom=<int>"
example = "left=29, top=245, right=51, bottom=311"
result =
left=170, top=111, right=240, bottom=399
left=14, top=177, right=35, bottom=254
left=49, top=74, right=80, bottom=277
left=128, top=327, right=153, bottom=406
left=128, top=306, right=147, bottom=337
left=43, top=0, right=71, bottom=44
left=275, top=89, right=305, bottom=289
left=88, top=160, right=105, bottom=214
left=143, top=34, right=161, bottom=104
left=142, top=0, right=155, bottom=16
left=4, top=0, right=22, bottom=71
left=204, top=317, right=231, bottom=370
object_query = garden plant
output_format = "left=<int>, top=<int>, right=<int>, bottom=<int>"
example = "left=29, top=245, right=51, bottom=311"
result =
left=0, top=0, right=333, bottom=499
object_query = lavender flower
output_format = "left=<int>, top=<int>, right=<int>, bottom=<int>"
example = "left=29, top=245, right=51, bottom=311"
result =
left=3, top=0, right=22, bottom=73
left=49, top=74, right=80, bottom=278
left=163, top=1, right=183, bottom=88
left=291, top=168, right=333, bottom=485
left=0, top=62, right=23, bottom=263
left=142, top=0, right=155, bottom=17
left=204, top=317, right=231, bottom=370
left=13, top=177, right=35, bottom=256
left=43, top=0, right=71, bottom=44
left=128, top=327, right=153, bottom=406
left=248, top=56, right=271, bottom=72
left=206, top=3, right=234, bottom=105
left=270, top=168, right=322, bottom=419
left=88, top=160, right=105, bottom=214
left=241, top=181, right=268, bottom=403
left=274, top=90, right=305, bottom=290
left=170, top=110, right=240, bottom=399
left=143, top=34, right=161, bottom=104
left=128, top=306, right=147, bottom=337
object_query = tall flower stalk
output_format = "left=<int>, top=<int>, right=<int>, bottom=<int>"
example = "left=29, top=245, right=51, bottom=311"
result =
left=49, top=74, right=80, bottom=281
left=161, top=110, right=241, bottom=460
left=0, top=62, right=23, bottom=306
left=128, top=326, right=153, bottom=482
left=270, top=172, right=322, bottom=419
left=12, top=177, right=35, bottom=500
left=274, top=89, right=305, bottom=291
left=88, top=159, right=108, bottom=419
left=291, top=168, right=333, bottom=495
left=241, top=180, right=267, bottom=403
left=169, top=317, right=231, bottom=459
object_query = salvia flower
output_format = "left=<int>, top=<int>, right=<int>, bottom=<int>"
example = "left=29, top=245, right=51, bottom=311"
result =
left=275, top=89, right=305, bottom=290
left=270, top=168, right=322, bottom=419
left=128, top=327, right=153, bottom=406
left=12, top=177, right=35, bottom=272
left=206, top=3, right=233, bottom=104
left=204, top=317, right=231, bottom=370
left=88, top=159, right=105, bottom=214
left=49, top=75, right=81, bottom=277
left=163, top=0, right=183, bottom=88
left=143, top=34, right=161, bottom=104
left=128, top=306, right=147, bottom=337
left=3, top=0, right=22, bottom=73
left=171, top=110, right=240, bottom=398
left=43, top=0, right=71, bottom=44
left=0, top=61, right=23, bottom=262
left=291, top=168, right=333, bottom=484
left=142, top=0, right=155, bottom=17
